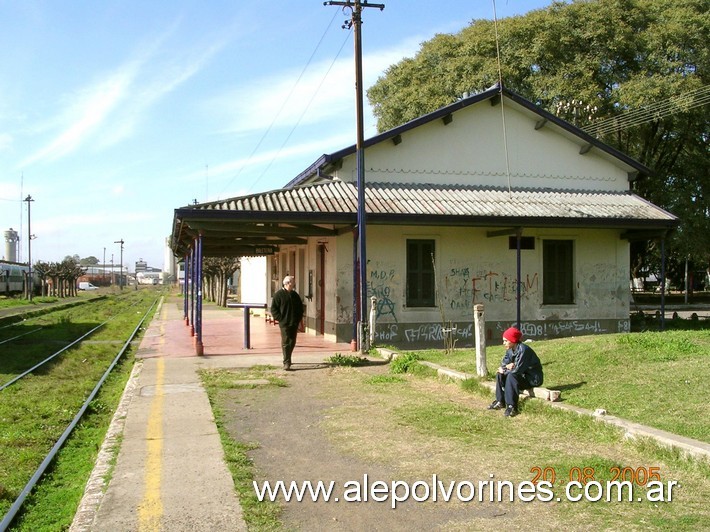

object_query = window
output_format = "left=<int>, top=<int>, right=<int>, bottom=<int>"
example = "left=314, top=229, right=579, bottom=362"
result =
left=406, top=239, right=436, bottom=307
left=543, top=240, right=574, bottom=304
left=508, top=236, right=535, bottom=250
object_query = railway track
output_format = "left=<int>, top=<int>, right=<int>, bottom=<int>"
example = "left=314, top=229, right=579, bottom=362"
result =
left=0, top=291, right=161, bottom=530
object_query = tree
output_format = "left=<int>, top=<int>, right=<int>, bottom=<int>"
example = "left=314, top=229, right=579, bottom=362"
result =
left=367, top=0, right=709, bottom=284
left=33, top=261, right=51, bottom=297
left=202, top=257, right=240, bottom=307
left=80, top=256, right=100, bottom=265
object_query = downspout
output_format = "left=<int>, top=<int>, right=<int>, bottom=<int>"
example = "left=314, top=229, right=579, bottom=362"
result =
left=516, top=228, right=522, bottom=329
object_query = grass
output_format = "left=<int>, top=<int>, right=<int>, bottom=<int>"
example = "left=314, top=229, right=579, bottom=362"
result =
left=200, top=367, right=283, bottom=531
left=329, top=367, right=710, bottom=529
left=206, top=362, right=710, bottom=530
left=405, top=329, right=710, bottom=442
left=7, top=358, right=134, bottom=531
left=326, top=353, right=370, bottom=367
left=2, top=294, right=706, bottom=529
left=0, top=296, right=60, bottom=309
left=0, top=290, right=158, bottom=529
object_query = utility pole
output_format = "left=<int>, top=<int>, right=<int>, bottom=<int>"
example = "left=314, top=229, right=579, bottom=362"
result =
left=114, top=239, right=124, bottom=289
left=24, top=195, right=34, bottom=301
left=325, top=0, right=384, bottom=351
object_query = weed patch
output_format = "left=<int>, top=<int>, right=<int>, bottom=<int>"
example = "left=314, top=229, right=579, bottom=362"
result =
left=327, top=353, right=369, bottom=367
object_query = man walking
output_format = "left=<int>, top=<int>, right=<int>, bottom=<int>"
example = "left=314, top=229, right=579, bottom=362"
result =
left=270, top=275, right=304, bottom=371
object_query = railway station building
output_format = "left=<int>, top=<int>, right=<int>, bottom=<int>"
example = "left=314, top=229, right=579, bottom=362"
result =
left=170, top=85, right=677, bottom=349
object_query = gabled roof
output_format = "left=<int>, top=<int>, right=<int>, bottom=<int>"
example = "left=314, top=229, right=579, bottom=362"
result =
left=285, top=84, right=652, bottom=188
left=171, top=181, right=677, bottom=257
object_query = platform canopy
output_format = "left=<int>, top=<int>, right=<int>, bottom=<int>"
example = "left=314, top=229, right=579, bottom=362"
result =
left=170, top=181, right=677, bottom=258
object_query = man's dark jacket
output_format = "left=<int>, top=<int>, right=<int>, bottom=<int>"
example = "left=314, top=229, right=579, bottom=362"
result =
left=270, top=289, right=304, bottom=328
left=501, top=343, right=544, bottom=387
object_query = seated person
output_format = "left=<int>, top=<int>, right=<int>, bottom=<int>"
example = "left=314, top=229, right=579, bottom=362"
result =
left=487, top=327, right=543, bottom=417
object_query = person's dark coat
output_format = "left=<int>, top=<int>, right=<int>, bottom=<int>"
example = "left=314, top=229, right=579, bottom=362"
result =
left=270, top=288, right=304, bottom=328
left=503, top=343, right=544, bottom=387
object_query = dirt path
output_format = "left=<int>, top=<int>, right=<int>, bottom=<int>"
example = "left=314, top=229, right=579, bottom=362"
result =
left=217, top=361, right=509, bottom=531
left=213, top=357, right=710, bottom=531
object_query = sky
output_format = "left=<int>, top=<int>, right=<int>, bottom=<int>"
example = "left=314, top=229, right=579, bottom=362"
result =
left=0, top=0, right=556, bottom=271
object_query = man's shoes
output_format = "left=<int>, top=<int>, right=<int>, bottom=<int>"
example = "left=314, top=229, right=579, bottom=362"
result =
left=504, top=405, right=518, bottom=417
left=283, top=363, right=292, bottom=371
left=487, top=400, right=505, bottom=410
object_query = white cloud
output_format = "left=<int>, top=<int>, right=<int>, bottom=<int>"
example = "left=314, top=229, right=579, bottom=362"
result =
left=212, top=38, right=421, bottom=136
left=97, top=37, right=228, bottom=149
left=19, top=62, right=140, bottom=167
left=177, top=131, right=353, bottom=194
left=18, top=23, right=228, bottom=167
left=0, top=132, right=13, bottom=151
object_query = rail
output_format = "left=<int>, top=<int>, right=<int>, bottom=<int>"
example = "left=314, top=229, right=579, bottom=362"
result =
left=0, top=296, right=160, bottom=531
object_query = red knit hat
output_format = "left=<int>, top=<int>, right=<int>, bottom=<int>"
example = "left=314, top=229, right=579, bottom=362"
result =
left=503, top=327, right=522, bottom=343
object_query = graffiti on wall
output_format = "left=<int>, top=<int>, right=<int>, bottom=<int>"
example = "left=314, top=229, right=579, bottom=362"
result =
left=375, top=322, right=473, bottom=344
left=357, top=261, right=545, bottom=323
left=367, top=265, right=399, bottom=322
left=496, top=319, right=630, bottom=339
left=577, top=263, right=627, bottom=308
left=374, top=318, right=630, bottom=344
left=443, top=262, right=540, bottom=312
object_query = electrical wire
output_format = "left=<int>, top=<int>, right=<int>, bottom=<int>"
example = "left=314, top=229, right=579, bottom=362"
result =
left=492, top=0, right=513, bottom=195
left=217, top=10, right=342, bottom=200
left=584, top=85, right=710, bottom=137
left=246, top=28, right=352, bottom=193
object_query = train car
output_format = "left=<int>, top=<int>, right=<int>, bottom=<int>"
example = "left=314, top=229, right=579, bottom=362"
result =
left=136, top=271, right=161, bottom=285
left=0, top=260, right=39, bottom=296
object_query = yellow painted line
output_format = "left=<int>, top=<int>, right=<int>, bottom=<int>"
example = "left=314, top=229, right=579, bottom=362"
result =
left=138, top=351, right=165, bottom=529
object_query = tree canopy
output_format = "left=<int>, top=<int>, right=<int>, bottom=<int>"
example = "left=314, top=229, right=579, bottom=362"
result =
left=367, top=0, right=709, bottom=286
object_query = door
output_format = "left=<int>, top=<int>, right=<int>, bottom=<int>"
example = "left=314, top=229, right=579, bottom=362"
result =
left=316, top=244, right=326, bottom=335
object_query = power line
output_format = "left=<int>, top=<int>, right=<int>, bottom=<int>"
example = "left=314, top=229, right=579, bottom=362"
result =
left=218, top=9, right=342, bottom=199
left=246, top=28, right=352, bottom=194
left=491, top=0, right=512, bottom=196
left=584, top=85, right=710, bottom=137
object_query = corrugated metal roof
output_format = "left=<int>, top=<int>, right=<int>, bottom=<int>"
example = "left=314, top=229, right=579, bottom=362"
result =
left=190, top=181, right=676, bottom=224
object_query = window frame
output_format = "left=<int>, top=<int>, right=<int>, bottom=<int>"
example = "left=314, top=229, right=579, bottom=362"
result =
left=406, top=238, right=437, bottom=308
left=542, top=239, right=575, bottom=305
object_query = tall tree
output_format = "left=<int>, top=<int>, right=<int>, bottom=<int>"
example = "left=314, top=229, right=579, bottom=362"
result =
left=367, top=0, right=709, bottom=283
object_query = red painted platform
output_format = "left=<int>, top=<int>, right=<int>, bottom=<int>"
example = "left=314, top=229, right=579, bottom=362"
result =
left=136, top=295, right=354, bottom=359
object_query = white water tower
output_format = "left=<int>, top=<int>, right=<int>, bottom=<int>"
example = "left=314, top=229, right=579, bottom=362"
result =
left=4, top=228, right=19, bottom=262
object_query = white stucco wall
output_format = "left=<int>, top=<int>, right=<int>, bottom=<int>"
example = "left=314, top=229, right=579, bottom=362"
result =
left=323, top=225, right=631, bottom=345
left=271, top=223, right=631, bottom=345
left=335, top=99, right=631, bottom=193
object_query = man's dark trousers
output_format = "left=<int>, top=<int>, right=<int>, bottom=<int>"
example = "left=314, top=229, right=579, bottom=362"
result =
left=280, top=324, right=299, bottom=366
left=495, top=372, right=532, bottom=409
